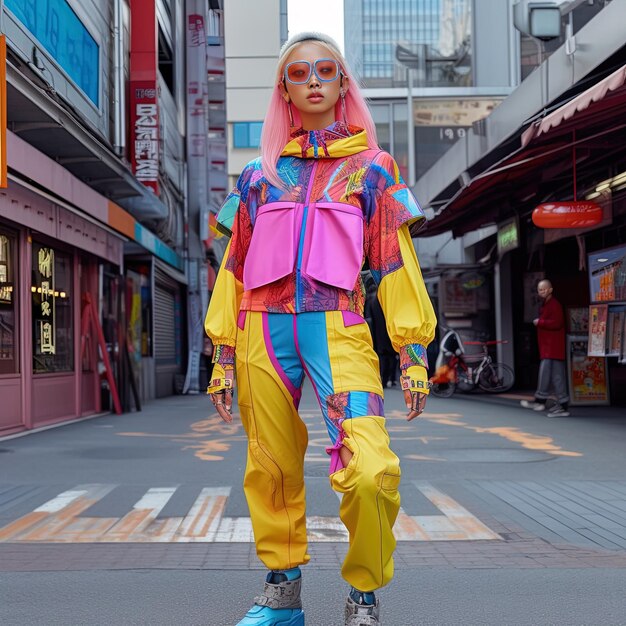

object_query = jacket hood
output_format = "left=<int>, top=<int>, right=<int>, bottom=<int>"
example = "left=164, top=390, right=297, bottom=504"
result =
left=281, top=121, right=370, bottom=159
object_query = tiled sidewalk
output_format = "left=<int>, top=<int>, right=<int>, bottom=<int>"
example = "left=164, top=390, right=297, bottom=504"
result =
left=2, top=499, right=626, bottom=573
left=2, top=533, right=626, bottom=573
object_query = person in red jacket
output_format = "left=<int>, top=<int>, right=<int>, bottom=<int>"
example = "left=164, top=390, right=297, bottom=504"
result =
left=521, top=279, right=570, bottom=416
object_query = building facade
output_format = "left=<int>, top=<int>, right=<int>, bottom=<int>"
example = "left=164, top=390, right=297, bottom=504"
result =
left=415, top=0, right=626, bottom=405
left=223, top=0, right=287, bottom=191
left=0, top=0, right=225, bottom=434
left=343, top=0, right=520, bottom=359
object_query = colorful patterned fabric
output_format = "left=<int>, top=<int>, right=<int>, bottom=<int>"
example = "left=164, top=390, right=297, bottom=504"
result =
left=254, top=310, right=383, bottom=443
left=399, top=343, right=429, bottom=372
left=326, top=391, right=385, bottom=433
left=217, top=122, right=424, bottom=316
left=212, top=344, right=235, bottom=367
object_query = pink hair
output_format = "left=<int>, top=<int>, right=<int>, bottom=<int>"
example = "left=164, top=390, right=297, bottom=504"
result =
left=260, top=32, right=378, bottom=190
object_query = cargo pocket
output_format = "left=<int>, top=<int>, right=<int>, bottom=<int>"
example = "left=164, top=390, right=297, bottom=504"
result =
left=302, top=202, right=364, bottom=290
left=246, top=441, right=281, bottom=506
left=381, top=472, right=401, bottom=492
left=243, top=202, right=301, bottom=291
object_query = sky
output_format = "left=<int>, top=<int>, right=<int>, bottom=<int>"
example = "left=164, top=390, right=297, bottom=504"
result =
left=287, top=0, right=345, bottom=53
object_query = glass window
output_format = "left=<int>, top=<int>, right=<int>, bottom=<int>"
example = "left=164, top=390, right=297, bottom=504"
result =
left=0, top=230, right=18, bottom=375
left=371, top=103, right=391, bottom=153
left=358, top=0, right=473, bottom=88
left=233, top=122, right=263, bottom=149
left=32, top=243, right=74, bottom=374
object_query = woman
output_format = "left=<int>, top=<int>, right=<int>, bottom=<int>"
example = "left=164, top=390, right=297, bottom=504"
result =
left=205, top=32, right=436, bottom=626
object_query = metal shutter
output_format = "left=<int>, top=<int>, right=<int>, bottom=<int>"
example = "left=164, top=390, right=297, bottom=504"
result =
left=154, top=283, right=176, bottom=362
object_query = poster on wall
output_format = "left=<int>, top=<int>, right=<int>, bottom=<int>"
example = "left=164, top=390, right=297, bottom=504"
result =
left=588, top=304, right=608, bottom=356
left=440, top=275, right=477, bottom=313
left=588, top=244, right=626, bottom=303
left=523, top=272, right=545, bottom=323
left=566, top=307, right=589, bottom=334
left=567, top=336, right=609, bottom=406
left=606, top=305, right=626, bottom=357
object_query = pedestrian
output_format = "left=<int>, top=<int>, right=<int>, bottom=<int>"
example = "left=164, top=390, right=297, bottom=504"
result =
left=521, top=279, right=570, bottom=417
left=204, top=32, right=436, bottom=626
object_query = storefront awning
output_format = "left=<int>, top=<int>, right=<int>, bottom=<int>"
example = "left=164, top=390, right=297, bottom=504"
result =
left=521, top=64, right=626, bottom=147
left=421, top=72, right=626, bottom=237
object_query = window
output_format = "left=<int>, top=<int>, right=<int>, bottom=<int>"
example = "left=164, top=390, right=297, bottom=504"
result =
left=158, top=26, right=174, bottom=95
left=0, top=230, right=18, bottom=375
left=32, top=243, right=74, bottom=374
left=233, top=122, right=263, bottom=149
left=6, top=0, right=100, bottom=105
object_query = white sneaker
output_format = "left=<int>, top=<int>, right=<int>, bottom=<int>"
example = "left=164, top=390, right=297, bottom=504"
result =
left=547, top=406, right=570, bottom=417
left=520, top=400, right=546, bottom=411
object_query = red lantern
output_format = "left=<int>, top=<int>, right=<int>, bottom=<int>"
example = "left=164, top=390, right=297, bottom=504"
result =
left=532, top=201, right=603, bottom=229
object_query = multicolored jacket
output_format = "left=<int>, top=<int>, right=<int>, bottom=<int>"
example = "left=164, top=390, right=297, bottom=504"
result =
left=205, top=122, right=436, bottom=380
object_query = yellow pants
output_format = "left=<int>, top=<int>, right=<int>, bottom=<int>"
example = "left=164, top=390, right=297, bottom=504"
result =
left=235, top=310, right=401, bottom=591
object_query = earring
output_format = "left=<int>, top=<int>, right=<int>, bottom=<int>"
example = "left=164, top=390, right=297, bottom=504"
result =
left=340, top=90, right=347, bottom=125
left=288, top=101, right=294, bottom=127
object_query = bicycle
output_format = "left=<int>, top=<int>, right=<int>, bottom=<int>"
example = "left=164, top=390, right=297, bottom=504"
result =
left=430, top=339, right=515, bottom=397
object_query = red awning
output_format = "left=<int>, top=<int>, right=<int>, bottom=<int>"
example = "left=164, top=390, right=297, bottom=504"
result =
left=522, top=64, right=626, bottom=146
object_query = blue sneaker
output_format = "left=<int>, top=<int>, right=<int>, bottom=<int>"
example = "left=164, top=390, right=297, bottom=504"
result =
left=236, top=605, right=304, bottom=625
left=237, top=568, right=304, bottom=626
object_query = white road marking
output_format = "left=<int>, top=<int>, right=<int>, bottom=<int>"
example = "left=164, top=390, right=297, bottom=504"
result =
left=1, top=483, right=500, bottom=543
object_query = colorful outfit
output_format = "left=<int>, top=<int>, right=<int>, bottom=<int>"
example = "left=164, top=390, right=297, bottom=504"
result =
left=205, top=122, right=436, bottom=592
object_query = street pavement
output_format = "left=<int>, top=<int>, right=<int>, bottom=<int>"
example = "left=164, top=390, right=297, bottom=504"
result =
left=1, top=385, right=626, bottom=625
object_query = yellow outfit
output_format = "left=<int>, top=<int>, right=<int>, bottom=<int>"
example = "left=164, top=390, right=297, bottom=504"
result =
left=205, top=122, right=436, bottom=591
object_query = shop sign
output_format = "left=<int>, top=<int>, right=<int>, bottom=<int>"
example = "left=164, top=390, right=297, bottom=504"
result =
left=34, top=247, right=56, bottom=355
left=0, top=235, right=11, bottom=303
left=497, top=217, right=519, bottom=256
left=413, top=99, right=502, bottom=127
left=532, top=202, right=602, bottom=229
left=441, top=275, right=477, bottom=313
left=4, top=1, right=99, bottom=105
left=460, top=272, right=485, bottom=290
left=130, top=81, right=159, bottom=195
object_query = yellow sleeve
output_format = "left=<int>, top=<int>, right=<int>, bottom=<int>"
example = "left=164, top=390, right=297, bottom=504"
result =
left=377, top=223, right=437, bottom=375
left=204, top=239, right=243, bottom=352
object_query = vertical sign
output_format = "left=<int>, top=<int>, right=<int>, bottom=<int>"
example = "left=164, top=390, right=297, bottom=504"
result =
left=130, top=82, right=159, bottom=194
left=0, top=35, right=7, bottom=188
left=129, top=0, right=159, bottom=195
left=36, top=247, right=56, bottom=356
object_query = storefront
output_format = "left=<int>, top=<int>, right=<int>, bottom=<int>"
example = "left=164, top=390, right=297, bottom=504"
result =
left=0, top=179, right=123, bottom=433
left=0, top=131, right=187, bottom=434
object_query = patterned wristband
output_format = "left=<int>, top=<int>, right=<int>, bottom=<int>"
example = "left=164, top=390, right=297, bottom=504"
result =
left=212, top=344, right=235, bottom=367
left=399, top=344, right=428, bottom=371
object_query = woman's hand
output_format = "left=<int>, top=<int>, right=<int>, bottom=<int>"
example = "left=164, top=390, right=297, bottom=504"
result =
left=404, top=389, right=428, bottom=421
left=400, top=365, right=430, bottom=421
left=207, top=364, right=235, bottom=423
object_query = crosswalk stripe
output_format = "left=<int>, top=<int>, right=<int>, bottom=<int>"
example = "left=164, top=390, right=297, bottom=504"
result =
left=0, top=483, right=499, bottom=543
left=175, top=487, right=230, bottom=542
left=104, top=487, right=177, bottom=542
left=414, top=481, right=499, bottom=541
